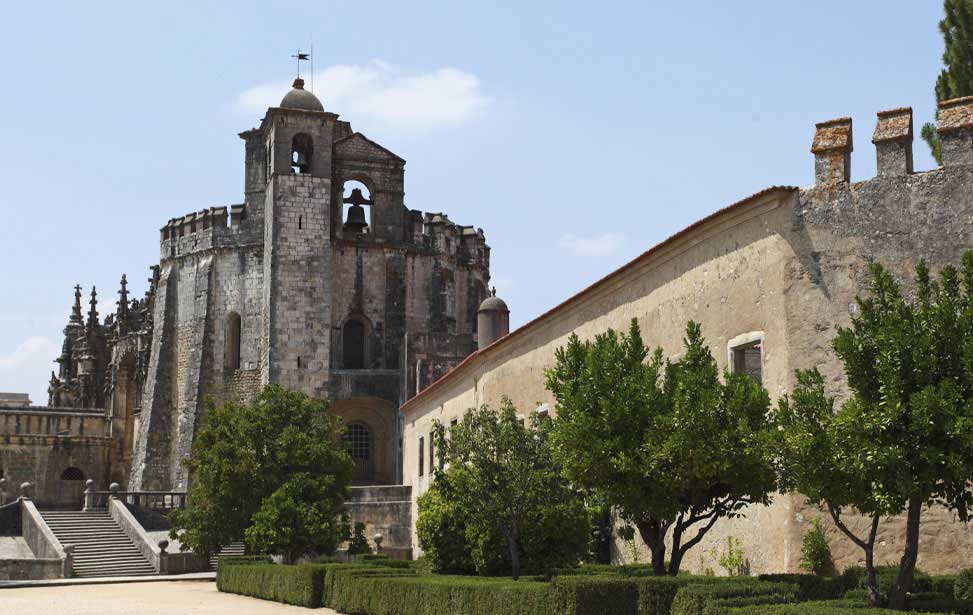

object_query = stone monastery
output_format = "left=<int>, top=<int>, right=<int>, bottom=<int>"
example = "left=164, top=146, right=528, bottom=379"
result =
left=3, top=78, right=973, bottom=577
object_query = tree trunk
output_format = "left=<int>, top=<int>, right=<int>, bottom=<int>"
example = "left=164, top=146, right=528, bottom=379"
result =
left=503, top=524, right=520, bottom=581
left=864, top=535, right=881, bottom=607
left=636, top=520, right=668, bottom=575
left=888, top=497, right=922, bottom=610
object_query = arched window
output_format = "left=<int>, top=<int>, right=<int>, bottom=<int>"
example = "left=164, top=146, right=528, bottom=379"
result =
left=225, top=312, right=242, bottom=370
left=344, top=423, right=371, bottom=460
left=60, top=467, right=84, bottom=481
left=291, top=133, right=313, bottom=174
left=342, top=319, right=366, bottom=369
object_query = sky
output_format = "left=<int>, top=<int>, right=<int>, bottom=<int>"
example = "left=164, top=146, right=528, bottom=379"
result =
left=0, top=1, right=949, bottom=404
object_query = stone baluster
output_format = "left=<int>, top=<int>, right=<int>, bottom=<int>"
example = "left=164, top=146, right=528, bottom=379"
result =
left=0, top=477, right=7, bottom=506
left=82, top=479, right=95, bottom=511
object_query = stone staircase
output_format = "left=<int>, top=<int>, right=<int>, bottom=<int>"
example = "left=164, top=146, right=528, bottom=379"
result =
left=208, top=542, right=246, bottom=570
left=39, top=509, right=156, bottom=578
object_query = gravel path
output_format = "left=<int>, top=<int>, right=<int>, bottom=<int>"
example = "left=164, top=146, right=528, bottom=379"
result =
left=0, top=581, right=338, bottom=614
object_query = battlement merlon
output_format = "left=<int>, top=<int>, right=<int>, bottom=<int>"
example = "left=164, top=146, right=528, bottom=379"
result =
left=811, top=97, right=973, bottom=186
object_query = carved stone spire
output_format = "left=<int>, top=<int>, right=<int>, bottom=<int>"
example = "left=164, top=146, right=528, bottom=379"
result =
left=117, top=274, right=130, bottom=327
left=69, top=284, right=84, bottom=326
left=87, top=286, right=99, bottom=330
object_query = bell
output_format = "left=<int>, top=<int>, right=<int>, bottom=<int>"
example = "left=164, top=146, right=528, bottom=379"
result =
left=293, top=151, right=310, bottom=173
left=343, top=204, right=368, bottom=233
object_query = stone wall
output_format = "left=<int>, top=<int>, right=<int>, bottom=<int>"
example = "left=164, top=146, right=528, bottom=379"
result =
left=400, top=103, right=973, bottom=574
left=345, top=485, right=412, bottom=560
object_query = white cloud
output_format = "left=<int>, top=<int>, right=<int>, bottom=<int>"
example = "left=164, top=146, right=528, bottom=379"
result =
left=237, top=60, right=490, bottom=133
left=0, top=336, right=59, bottom=406
left=559, top=233, right=626, bottom=256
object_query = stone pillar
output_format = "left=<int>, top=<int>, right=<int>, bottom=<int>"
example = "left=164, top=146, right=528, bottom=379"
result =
left=937, top=96, right=973, bottom=168
left=62, top=544, right=75, bottom=578
left=811, top=117, right=853, bottom=184
left=0, top=477, right=6, bottom=506
left=82, top=479, right=95, bottom=511
left=872, top=107, right=913, bottom=176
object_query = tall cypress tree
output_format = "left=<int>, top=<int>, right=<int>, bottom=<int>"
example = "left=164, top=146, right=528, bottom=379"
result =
left=922, top=0, right=973, bottom=164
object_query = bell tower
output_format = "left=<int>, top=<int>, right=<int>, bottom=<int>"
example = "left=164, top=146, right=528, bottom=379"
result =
left=260, top=78, right=338, bottom=397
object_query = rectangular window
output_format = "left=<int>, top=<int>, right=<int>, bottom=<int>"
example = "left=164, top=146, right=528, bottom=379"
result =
left=419, top=437, right=425, bottom=477
left=731, top=339, right=763, bottom=384
left=429, top=432, right=435, bottom=470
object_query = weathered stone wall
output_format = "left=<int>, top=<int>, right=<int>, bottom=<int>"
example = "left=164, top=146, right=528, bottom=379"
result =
left=401, top=107, right=973, bottom=573
left=345, top=485, right=412, bottom=560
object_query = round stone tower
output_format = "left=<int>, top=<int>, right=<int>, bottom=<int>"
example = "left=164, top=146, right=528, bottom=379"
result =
left=476, top=288, right=510, bottom=350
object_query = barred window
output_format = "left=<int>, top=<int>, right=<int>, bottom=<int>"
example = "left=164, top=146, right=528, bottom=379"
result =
left=344, top=423, right=371, bottom=461
left=60, top=467, right=85, bottom=481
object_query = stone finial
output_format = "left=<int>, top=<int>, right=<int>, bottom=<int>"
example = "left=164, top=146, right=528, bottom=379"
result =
left=937, top=96, right=973, bottom=168
left=811, top=117, right=853, bottom=184
left=19, top=482, right=32, bottom=499
left=86, top=286, right=99, bottom=329
left=109, top=482, right=120, bottom=498
left=70, top=285, right=84, bottom=326
left=373, top=533, right=384, bottom=553
left=158, top=539, right=169, bottom=555
left=872, top=107, right=913, bottom=176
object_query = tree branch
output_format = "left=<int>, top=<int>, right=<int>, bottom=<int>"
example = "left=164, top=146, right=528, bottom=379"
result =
left=827, top=503, right=870, bottom=551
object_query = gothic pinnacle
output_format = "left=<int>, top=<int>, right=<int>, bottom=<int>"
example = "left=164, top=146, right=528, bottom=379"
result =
left=87, top=286, right=99, bottom=328
left=69, top=284, right=83, bottom=325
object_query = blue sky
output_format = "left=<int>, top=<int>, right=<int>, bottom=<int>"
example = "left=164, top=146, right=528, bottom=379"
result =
left=0, top=1, right=947, bottom=403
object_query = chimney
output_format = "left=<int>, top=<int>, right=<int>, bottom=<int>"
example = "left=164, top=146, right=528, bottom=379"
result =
left=811, top=117, right=853, bottom=185
left=937, top=96, right=973, bottom=168
left=872, top=107, right=913, bottom=176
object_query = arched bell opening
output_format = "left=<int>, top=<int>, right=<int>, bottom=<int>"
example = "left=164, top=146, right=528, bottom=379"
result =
left=291, top=133, right=314, bottom=174
left=342, top=180, right=372, bottom=234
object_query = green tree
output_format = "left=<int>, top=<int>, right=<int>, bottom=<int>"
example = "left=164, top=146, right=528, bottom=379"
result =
left=346, top=522, right=372, bottom=556
left=545, top=319, right=777, bottom=576
left=799, top=518, right=835, bottom=577
left=921, top=0, right=973, bottom=163
left=170, top=385, right=353, bottom=563
left=777, top=257, right=973, bottom=609
left=416, top=482, right=476, bottom=574
left=424, top=400, right=589, bottom=580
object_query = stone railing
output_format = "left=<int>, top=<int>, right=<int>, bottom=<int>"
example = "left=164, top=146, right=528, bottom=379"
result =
left=15, top=482, right=73, bottom=578
left=83, top=481, right=187, bottom=512
left=109, top=498, right=207, bottom=575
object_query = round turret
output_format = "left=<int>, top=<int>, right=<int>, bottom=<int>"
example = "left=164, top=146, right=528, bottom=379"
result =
left=477, top=288, right=510, bottom=350
left=280, top=78, right=324, bottom=112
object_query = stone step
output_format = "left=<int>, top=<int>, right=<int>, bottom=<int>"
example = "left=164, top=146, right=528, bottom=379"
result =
left=39, top=508, right=156, bottom=578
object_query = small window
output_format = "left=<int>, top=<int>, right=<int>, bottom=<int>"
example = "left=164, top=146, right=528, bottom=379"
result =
left=419, top=437, right=425, bottom=477
left=342, top=319, right=366, bottom=369
left=60, top=467, right=85, bottom=481
left=429, top=432, right=435, bottom=470
left=730, top=335, right=763, bottom=384
left=344, top=423, right=371, bottom=460
left=225, top=312, right=242, bottom=370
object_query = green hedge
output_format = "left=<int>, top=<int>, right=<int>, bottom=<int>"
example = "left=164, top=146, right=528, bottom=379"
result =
left=330, top=573, right=554, bottom=615
left=216, top=563, right=324, bottom=608
left=958, top=569, right=973, bottom=601
left=551, top=576, right=638, bottom=615
left=758, top=574, right=842, bottom=601
left=670, top=580, right=798, bottom=615
left=725, top=600, right=944, bottom=614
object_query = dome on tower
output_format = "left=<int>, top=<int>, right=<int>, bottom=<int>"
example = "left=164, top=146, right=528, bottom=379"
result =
left=280, top=78, right=324, bottom=112
left=477, top=288, right=509, bottom=313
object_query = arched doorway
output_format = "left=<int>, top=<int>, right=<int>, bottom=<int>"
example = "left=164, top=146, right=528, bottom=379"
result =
left=344, top=422, right=373, bottom=483
left=59, top=467, right=86, bottom=507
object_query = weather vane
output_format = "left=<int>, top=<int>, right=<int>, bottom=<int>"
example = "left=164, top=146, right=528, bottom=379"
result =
left=291, top=46, right=315, bottom=90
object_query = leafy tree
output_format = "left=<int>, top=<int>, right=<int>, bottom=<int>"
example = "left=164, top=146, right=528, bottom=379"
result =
left=545, top=319, right=777, bottom=576
left=170, top=384, right=353, bottom=563
left=346, top=522, right=372, bottom=556
left=416, top=482, right=476, bottom=574
left=424, top=400, right=589, bottom=580
left=921, top=0, right=973, bottom=163
left=777, top=257, right=973, bottom=609
left=799, top=518, right=835, bottom=577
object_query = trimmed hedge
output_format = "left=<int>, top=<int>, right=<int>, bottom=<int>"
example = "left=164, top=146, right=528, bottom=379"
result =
left=670, top=580, right=798, bottom=615
left=216, top=563, right=324, bottom=607
left=725, top=600, right=944, bottom=614
left=758, top=574, right=842, bottom=601
left=552, top=576, right=638, bottom=615
left=958, top=569, right=973, bottom=601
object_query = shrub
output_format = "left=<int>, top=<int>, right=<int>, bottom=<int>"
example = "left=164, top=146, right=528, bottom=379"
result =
left=216, top=563, right=325, bottom=607
left=552, top=576, right=638, bottom=615
left=929, top=575, right=957, bottom=600
left=347, top=522, right=372, bottom=555
left=957, top=569, right=973, bottom=601
left=724, top=600, right=945, bottom=614
left=670, top=580, right=797, bottom=615
left=215, top=554, right=273, bottom=570
left=758, top=574, right=842, bottom=601
left=839, top=564, right=933, bottom=597
left=416, top=483, right=477, bottom=574
left=715, top=537, right=750, bottom=577
left=799, top=519, right=834, bottom=577
left=635, top=576, right=693, bottom=615
left=907, top=597, right=973, bottom=615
